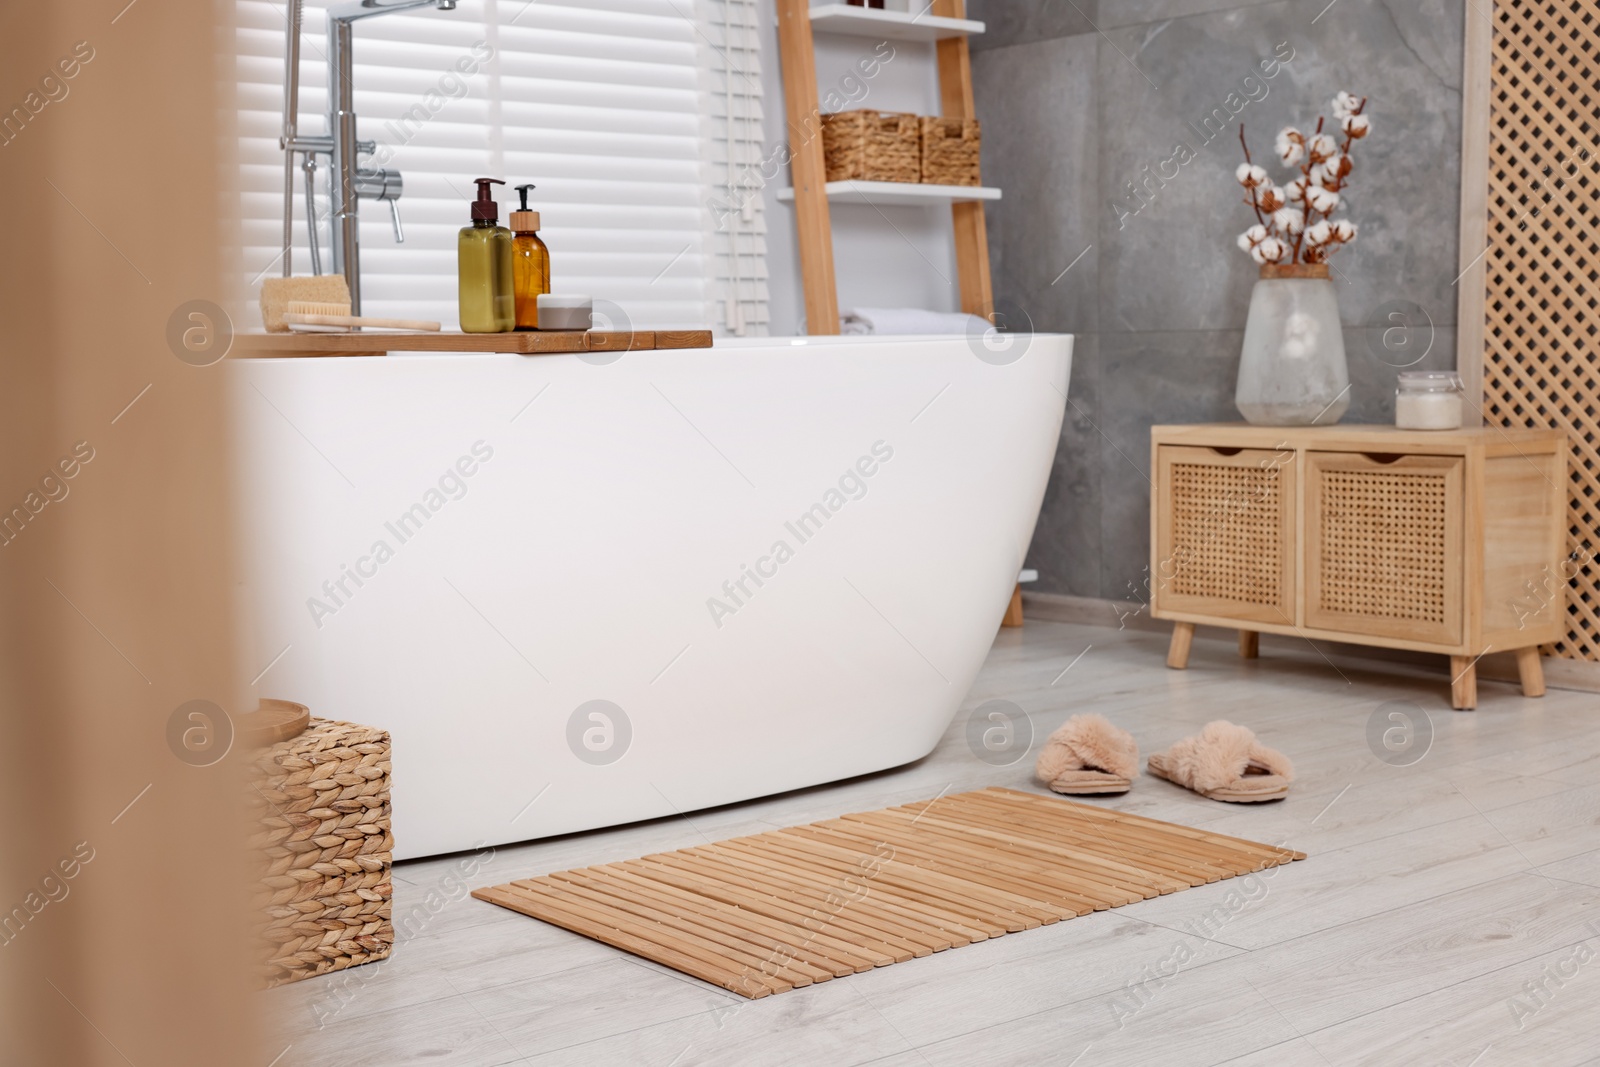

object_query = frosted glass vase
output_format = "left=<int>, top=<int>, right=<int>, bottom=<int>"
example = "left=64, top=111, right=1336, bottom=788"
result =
left=1235, top=264, right=1349, bottom=425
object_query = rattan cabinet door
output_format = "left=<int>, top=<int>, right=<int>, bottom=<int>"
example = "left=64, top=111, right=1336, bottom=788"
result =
left=1153, top=446, right=1297, bottom=625
left=1304, top=452, right=1464, bottom=645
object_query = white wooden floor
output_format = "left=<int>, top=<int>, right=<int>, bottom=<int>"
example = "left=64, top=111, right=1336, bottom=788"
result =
left=264, top=620, right=1600, bottom=1067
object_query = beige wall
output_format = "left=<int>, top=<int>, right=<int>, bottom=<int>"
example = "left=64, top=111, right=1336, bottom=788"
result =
left=1, top=2, right=257, bottom=1062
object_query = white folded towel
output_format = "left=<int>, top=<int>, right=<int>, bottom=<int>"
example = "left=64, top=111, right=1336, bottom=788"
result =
left=840, top=307, right=989, bottom=336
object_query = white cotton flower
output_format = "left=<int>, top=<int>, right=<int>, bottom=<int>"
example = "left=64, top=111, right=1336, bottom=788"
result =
left=1341, top=113, right=1371, bottom=138
left=1306, top=185, right=1340, bottom=214
left=1331, top=219, right=1357, bottom=242
left=1235, top=162, right=1269, bottom=187
left=1238, top=224, right=1273, bottom=258
left=1304, top=220, right=1333, bottom=246
left=1275, top=127, right=1305, bottom=165
left=1251, top=236, right=1287, bottom=264
left=1256, top=184, right=1286, bottom=212
left=1285, top=176, right=1310, bottom=202
left=1273, top=207, right=1305, bottom=233
left=1308, top=132, right=1338, bottom=161
left=1317, top=155, right=1351, bottom=186
left=1275, top=134, right=1305, bottom=165
left=1334, top=92, right=1368, bottom=122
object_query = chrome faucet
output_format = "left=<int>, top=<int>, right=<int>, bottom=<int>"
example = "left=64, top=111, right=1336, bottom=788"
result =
left=279, top=0, right=458, bottom=313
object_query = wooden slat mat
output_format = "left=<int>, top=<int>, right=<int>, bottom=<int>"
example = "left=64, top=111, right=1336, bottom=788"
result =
left=472, top=787, right=1305, bottom=999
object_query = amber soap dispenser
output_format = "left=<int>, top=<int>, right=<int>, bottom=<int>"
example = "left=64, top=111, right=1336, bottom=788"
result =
left=458, top=177, right=514, bottom=333
left=510, top=183, right=551, bottom=329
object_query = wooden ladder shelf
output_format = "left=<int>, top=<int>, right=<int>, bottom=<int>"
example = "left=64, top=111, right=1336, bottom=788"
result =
left=773, top=0, right=994, bottom=334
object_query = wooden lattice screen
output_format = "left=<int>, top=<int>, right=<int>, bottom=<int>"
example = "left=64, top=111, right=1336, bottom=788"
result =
left=1478, top=0, right=1600, bottom=662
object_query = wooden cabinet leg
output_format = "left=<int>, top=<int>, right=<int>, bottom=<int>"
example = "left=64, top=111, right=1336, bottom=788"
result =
left=1001, top=584, right=1024, bottom=628
left=1450, top=656, right=1478, bottom=710
left=1167, top=622, right=1195, bottom=670
left=1238, top=630, right=1259, bottom=659
left=1515, top=646, right=1547, bottom=698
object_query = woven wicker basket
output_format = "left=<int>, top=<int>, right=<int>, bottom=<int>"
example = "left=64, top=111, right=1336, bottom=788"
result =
left=821, top=110, right=921, bottom=183
left=920, top=116, right=981, bottom=186
left=250, top=717, right=393, bottom=988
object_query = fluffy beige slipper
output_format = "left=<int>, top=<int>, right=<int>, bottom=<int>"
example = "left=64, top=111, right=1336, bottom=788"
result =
left=1147, top=721, right=1294, bottom=803
left=1035, top=714, right=1139, bottom=795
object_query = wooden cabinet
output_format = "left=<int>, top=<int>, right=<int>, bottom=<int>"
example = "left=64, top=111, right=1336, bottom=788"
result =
left=1150, top=425, right=1567, bottom=709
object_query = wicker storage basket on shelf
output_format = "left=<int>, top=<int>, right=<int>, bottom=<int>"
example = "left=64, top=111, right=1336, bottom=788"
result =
left=821, top=109, right=922, bottom=183
left=250, top=716, right=393, bottom=988
left=920, top=116, right=982, bottom=186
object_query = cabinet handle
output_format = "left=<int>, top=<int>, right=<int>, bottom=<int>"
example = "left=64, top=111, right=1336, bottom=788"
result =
left=1208, top=447, right=1244, bottom=456
left=1361, top=452, right=1404, bottom=464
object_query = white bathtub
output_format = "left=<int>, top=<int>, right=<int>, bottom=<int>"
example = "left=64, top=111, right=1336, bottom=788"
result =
left=231, top=332, right=1071, bottom=858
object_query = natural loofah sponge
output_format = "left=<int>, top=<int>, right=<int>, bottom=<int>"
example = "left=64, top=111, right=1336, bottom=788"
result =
left=260, top=275, right=352, bottom=332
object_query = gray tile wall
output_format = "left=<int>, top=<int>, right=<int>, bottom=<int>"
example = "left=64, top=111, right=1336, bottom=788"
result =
left=970, top=0, right=1467, bottom=599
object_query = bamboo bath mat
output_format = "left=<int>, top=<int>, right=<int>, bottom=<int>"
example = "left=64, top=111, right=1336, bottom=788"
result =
left=472, top=786, right=1305, bottom=999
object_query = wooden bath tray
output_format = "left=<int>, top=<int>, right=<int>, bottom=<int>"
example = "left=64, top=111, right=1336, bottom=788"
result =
left=232, top=329, right=712, bottom=359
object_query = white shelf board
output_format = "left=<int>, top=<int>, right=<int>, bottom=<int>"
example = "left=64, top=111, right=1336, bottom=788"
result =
left=778, top=180, right=1001, bottom=206
left=807, top=4, right=985, bottom=42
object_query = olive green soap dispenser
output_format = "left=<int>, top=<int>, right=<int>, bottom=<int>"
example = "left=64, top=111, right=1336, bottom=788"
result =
left=459, top=177, right=515, bottom=333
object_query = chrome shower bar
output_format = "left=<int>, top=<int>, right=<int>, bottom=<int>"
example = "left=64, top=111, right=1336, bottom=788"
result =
left=280, top=0, right=302, bottom=277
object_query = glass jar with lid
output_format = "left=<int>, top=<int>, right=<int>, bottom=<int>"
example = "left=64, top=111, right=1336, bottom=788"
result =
left=1395, top=371, right=1465, bottom=430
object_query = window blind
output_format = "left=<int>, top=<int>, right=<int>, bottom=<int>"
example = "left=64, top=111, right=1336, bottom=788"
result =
left=236, top=0, right=764, bottom=332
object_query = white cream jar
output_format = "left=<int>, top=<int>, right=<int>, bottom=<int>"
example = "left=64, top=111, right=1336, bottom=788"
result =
left=1395, top=371, right=1465, bottom=430
left=536, top=294, right=593, bottom=331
